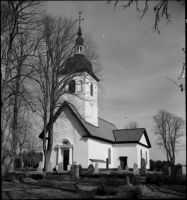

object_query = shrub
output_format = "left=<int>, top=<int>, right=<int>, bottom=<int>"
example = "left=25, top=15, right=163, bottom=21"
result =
left=95, top=186, right=117, bottom=196
left=100, top=176, right=126, bottom=187
left=126, top=186, right=142, bottom=199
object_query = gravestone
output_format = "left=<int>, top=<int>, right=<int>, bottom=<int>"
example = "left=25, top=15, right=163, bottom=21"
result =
left=78, top=164, right=82, bottom=175
left=133, top=163, right=139, bottom=175
left=118, top=165, right=122, bottom=174
left=73, top=161, right=76, bottom=165
left=94, top=162, right=99, bottom=174
left=2, top=156, right=14, bottom=176
left=47, top=162, right=52, bottom=172
left=37, top=161, right=42, bottom=173
left=87, top=164, right=95, bottom=175
left=58, top=162, right=63, bottom=173
left=126, top=175, right=131, bottom=186
left=70, top=165, right=77, bottom=179
left=140, top=158, right=146, bottom=175
left=75, top=165, right=79, bottom=179
left=125, top=165, right=129, bottom=172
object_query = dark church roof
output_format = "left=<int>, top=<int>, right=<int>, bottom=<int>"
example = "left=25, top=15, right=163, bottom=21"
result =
left=113, top=129, right=151, bottom=148
left=59, top=54, right=99, bottom=81
left=38, top=101, right=151, bottom=148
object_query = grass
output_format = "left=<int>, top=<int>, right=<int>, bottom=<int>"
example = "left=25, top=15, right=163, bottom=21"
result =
left=2, top=173, right=186, bottom=199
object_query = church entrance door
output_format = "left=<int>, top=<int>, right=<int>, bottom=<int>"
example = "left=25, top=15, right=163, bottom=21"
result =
left=120, top=157, right=127, bottom=170
left=63, top=150, right=69, bottom=170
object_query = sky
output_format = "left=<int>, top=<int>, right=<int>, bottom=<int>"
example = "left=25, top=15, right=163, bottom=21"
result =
left=45, top=1, right=186, bottom=166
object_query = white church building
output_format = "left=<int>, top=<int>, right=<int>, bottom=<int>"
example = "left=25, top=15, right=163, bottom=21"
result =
left=39, top=24, right=151, bottom=172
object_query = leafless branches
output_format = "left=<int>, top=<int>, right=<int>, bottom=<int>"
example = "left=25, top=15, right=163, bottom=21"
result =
left=124, top=121, right=139, bottom=129
left=153, top=110, right=185, bottom=165
left=106, top=0, right=185, bottom=34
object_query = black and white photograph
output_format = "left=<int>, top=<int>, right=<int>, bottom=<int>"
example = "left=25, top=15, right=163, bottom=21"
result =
left=1, top=1, right=186, bottom=199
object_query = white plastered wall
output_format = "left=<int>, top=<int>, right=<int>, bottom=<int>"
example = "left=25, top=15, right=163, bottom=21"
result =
left=88, top=138, right=113, bottom=169
left=59, top=72, right=98, bottom=127
left=49, top=107, right=89, bottom=170
left=112, top=143, right=138, bottom=169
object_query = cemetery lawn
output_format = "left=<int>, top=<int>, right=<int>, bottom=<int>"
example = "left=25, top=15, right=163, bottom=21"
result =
left=2, top=174, right=186, bottom=199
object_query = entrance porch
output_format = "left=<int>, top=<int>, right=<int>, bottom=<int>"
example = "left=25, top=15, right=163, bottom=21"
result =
left=56, top=144, right=73, bottom=171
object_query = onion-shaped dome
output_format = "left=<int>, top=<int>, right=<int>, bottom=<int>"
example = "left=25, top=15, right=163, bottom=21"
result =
left=59, top=54, right=99, bottom=81
left=61, top=54, right=93, bottom=74
left=76, top=27, right=84, bottom=45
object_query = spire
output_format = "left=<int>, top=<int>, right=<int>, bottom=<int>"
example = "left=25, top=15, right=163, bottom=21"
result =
left=77, top=26, right=82, bottom=36
left=76, top=11, right=84, bottom=36
left=75, top=12, right=85, bottom=54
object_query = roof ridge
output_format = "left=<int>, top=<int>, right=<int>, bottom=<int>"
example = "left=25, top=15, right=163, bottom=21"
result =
left=114, top=128, right=145, bottom=131
left=98, top=117, right=118, bottom=128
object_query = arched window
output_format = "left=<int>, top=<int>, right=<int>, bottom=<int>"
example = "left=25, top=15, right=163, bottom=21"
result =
left=140, top=149, right=142, bottom=159
left=80, top=46, right=82, bottom=51
left=90, top=83, right=93, bottom=96
left=77, top=80, right=82, bottom=92
left=69, top=80, right=76, bottom=93
left=108, top=148, right=111, bottom=164
left=77, top=46, right=79, bottom=50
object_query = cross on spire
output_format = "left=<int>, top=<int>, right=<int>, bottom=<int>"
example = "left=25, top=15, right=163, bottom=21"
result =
left=76, top=11, right=84, bottom=28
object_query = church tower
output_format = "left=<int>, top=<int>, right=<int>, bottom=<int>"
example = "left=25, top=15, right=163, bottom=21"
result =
left=59, top=12, right=99, bottom=127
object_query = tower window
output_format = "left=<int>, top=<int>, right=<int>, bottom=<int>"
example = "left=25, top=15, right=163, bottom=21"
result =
left=90, top=83, right=93, bottom=96
left=77, top=80, right=82, bottom=92
left=69, top=80, right=76, bottom=93
left=77, top=46, right=79, bottom=50
left=80, top=46, right=82, bottom=51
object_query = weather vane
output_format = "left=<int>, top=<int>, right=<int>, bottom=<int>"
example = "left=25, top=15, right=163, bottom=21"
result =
left=76, top=11, right=84, bottom=27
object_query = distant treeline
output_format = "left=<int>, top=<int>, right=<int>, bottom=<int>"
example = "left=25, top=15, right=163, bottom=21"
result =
left=3, top=149, right=43, bottom=169
left=150, top=159, right=182, bottom=171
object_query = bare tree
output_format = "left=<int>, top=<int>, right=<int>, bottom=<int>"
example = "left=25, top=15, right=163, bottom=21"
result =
left=153, top=110, right=185, bottom=165
left=124, top=121, right=139, bottom=129
left=1, top=1, right=45, bottom=168
left=106, top=0, right=185, bottom=34
left=28, top=13, right=101, bottom=171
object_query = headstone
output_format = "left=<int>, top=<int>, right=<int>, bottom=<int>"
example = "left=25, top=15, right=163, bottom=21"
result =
left=126, top=175, right=131, bottom=186
left=70, top=165, right=77, bottom=179
left=78, top=164, right=82, bottom=175
left=140, top=158, right=146, bottom=175
left=75, top=165, right=79, bottom=179
left=2, top=156, right=14, bottom=176
left=125, top=165, right=129, bottom=172
left=73, top=161, right=76, bottom=165
left=94, top=162, right=99, bottom=174
left=87, top=164, right=95, bottom=175
left=58, top=162, right=63, bottom=173
left=37, top=161, right=42, bottom=173
left=133, top=163, right=139, bottom=175
left=118, top=165, right=122, bottom=174
left=48, top=162, right=52, bottom=172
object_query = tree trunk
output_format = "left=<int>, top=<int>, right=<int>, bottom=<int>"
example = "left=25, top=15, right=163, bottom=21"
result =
left=44, top=150, right=51, bottom=172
